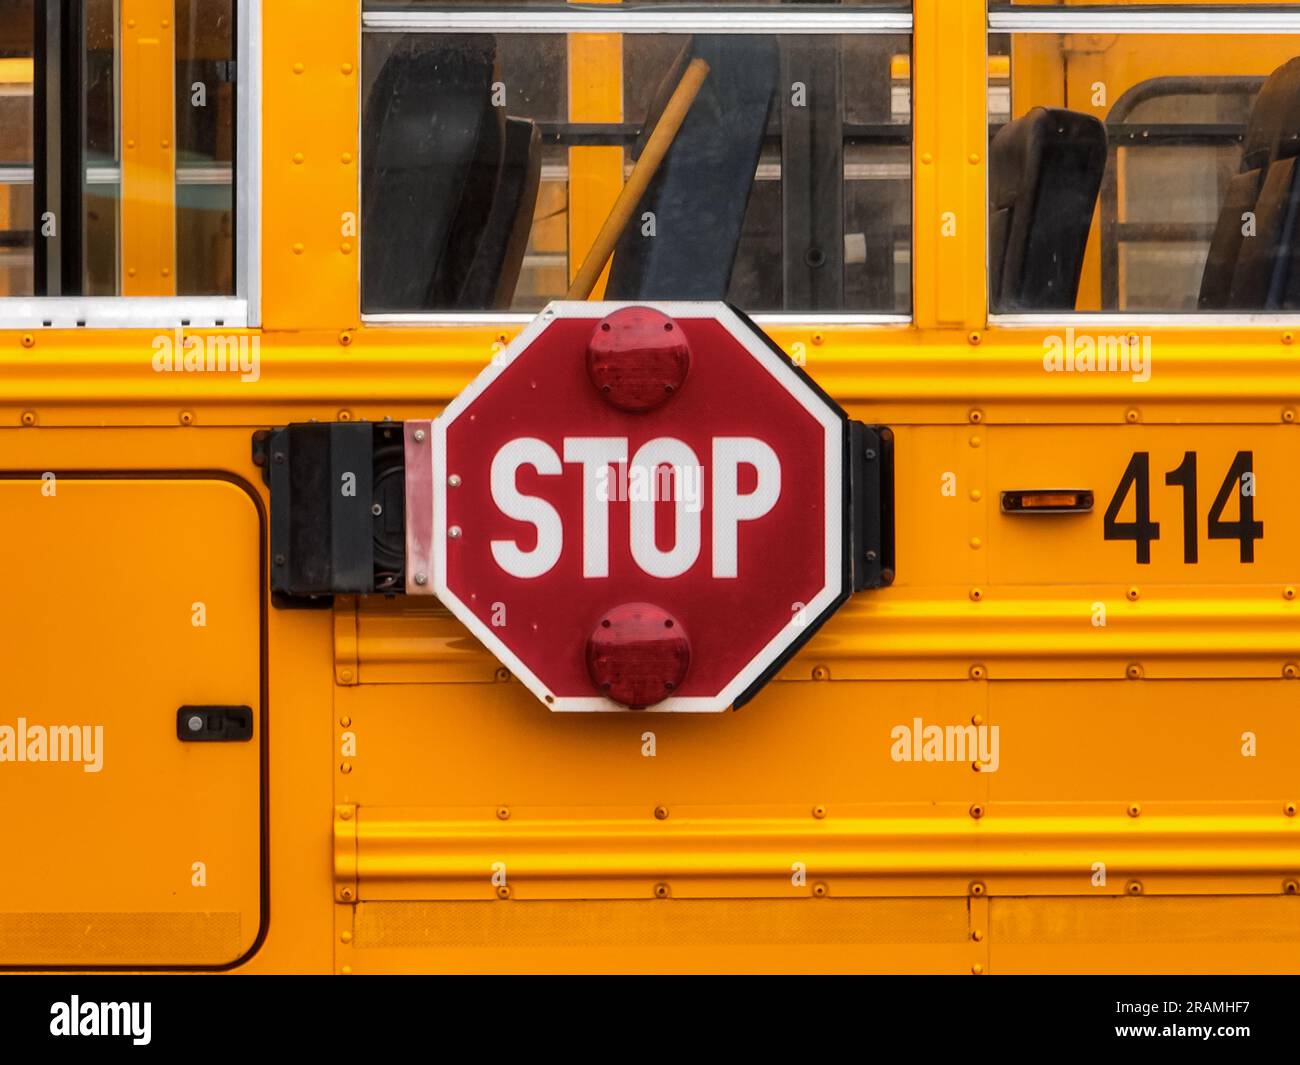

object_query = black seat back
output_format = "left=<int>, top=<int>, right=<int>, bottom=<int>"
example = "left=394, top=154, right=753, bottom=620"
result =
left=362, top=36, right=508, bottom=312
left=460, top=117, right=543, bottom=309
left=989, top=107, right=1107, bottom=311
left=605, top=35, right=779, bottom=300
left=1200, top=58, right=1300, bottom=309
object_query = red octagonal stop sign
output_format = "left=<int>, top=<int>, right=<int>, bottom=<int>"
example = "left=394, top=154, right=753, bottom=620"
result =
left=424, top=302, right=848, bottom=712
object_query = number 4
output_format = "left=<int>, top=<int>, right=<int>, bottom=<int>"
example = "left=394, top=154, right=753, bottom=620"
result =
left=1208, top=452, right=1263, bottom=562
left=1104, top=452, right=1160, bottom=564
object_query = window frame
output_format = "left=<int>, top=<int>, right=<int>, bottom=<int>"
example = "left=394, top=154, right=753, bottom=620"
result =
left=0, top=0, right=262, bottom=329
left=357, top=3, right=916, bottom=326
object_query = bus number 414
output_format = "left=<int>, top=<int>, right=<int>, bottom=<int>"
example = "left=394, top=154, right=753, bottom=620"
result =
left=1104, top=451, right=1263, bottom=564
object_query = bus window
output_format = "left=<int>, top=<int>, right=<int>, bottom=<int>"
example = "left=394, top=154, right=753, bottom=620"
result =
left=0, top=0, right=33, bottom=297
left=989, top=14, right=1300, bottom=314
left=360, top=8, right=913, bottom=317
left=0, top=0, right=239, bottom=308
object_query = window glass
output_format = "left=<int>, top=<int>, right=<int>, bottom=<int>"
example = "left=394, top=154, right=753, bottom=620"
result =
left=990, top=28, right=1300, bottom=313
left=360, top=23, right=913, bottom=315
left=0, top=0, right=236, bottom=300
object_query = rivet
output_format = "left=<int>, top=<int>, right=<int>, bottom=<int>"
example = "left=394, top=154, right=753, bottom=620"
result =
left=970, top=665, right=985, bottom=680
left=161, top=19, right=170, bottom=28
left=496, top=885, right=511, bottom=899
left=971, top=929, right=984, bottom=942
left=341, top=62, right=354, bottom=75
left=339, top=669, right=353, bottom=683
left=1284, top=409, right=1296, bottom=423
left=969, top=881, right=985, bottom=897
left=812, top=804, right=827, bottom=819
left=178, top=410, right=194, bottom=426
left=1285, top=587, right=1295, bottom=600
left=160, top=267, right=170, bottom=277
left=413, top=572, right=428, bottom=586
left=20, top=411, right=36, bottom=426
left=340, top=931, right=353, bottom=943
left=654, top=805, right=669, bottom=820
left=1127, top=586, right=1140, bottom=601
left=1126, top=409, right=1140, bottom=424
left=1128, top=802, right=1142, bottom=817
left=969, top=588, right=983, bottom=602
left=968, top=410, right=984, bottom=426
left=338, top=331, right=352, bottom=347
left=921, top=152, right=933, bottom=165
left=495, top=667, right=510, bottom=682
left=1286, top=663, right=1299, bottom=680
left=811, top=332, right=824, bottom=346
left=20, top=333, right=34, bottom=348
left=654, top=883, right=670, bottom=899
left=371, top=502, right=383, bottom=517
left=811, top=665, right=830, bottom=681
left=292, top=242, right=304, bottom=255
left=338, top=808, right=352, bottom=821
left=338, top=409, right=352, bottom=421
left=340, top=965, right=352, bottom=974
left=293, top=62, right=304, bottom=74
left=340, top=762, right=353, bottom=774
left=1285, top=879, right=1300, bottom=895
left=448, top=525, right=462, bottom=539
left=1126, top=663, right=1143, bottom=680
left=968, top=333, right=982, bottom=347
left=413, top=429, right=426, bottom=443
left=1285, top=331, right=1295, bottom=345
left=971, top=713, right=983, bottom=726
left=293, top=152, right=304, bottom=164
left=1126, top=880, right=1143, bottom=895
left=969, top=803, right=984, bottom=820
left=969, top=488, right=982, bottom=501
left=127, top=139, right=135, bottom=149
left=970, top=537, right=982, bottom=549
left=341, top=152, right=353, bottom=165
left=448, top=474, right=462, bottom=487
left=186, top=714, right=203, bottom=733
left=969, top=435, right=982, bottom=448
left=969, top=152, right=981, bottom=165
left=161, top=139, right=170, bottom=149
left=971, top=963, right=984, bottom=975
left=812, top=882, right=828, bottom=897
left=496, top=806, right=510, bottom=820
left=1284, top=801, right=1296, bottom=817
left=339, top=887, right=353, bottom=901
left=339, top=716, right=351, bottom=727
left=340, top=242, right=352, bottom=254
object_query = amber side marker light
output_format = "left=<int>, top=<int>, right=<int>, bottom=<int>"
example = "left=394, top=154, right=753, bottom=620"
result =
left=1001, top=490, right=1094, bottom=514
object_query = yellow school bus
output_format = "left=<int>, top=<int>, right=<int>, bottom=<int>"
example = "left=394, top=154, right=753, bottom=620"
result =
left=2, top=0, right=1299, bottom=976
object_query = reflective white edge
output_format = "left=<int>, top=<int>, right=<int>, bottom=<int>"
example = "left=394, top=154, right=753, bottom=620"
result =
left=992, top=313, right=1300, bottom=328
left=432, top=300, right=844, bottom=714
left=364, top=10, right=913, bottom=34
left=990, top=10, right=1300, bottom=34
left=236, top=0, right=262, bottom=327
left=363, top=313, right=913, bottom=327
left=0, top=297, right=249, bottom=329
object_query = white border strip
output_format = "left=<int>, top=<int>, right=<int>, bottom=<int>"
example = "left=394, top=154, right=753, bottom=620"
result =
left=992, top=312, right=1300, bottom=328
left=432, top=300, right=843, bottom=713
left=0, top=297, right=247, bottom=329
left=363, top=312, right=913, bottom=327
left=990, top=8, right=1300, bottom=34
left=364, top=9, right=913, bottom=34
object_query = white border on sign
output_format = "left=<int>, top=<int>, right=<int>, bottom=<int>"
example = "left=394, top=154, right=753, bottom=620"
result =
left=433, top=301, right=843, bottom=713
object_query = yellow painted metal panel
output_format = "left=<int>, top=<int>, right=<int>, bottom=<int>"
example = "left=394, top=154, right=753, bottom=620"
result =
left=0, top=476, right=262, bottom=967
left=120, top=1, right=177, bottom=295
left=261, top=0, right=361, bottom=330
left=567, top=32, right=623, bottom=298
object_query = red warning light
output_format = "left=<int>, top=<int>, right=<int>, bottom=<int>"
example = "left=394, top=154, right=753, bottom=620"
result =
left=586, top=306, right=691, bottom=413
left=586, top=602, right=691, bottom=709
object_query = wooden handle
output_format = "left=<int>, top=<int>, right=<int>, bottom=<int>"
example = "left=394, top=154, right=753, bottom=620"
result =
left=566, top=57, right=711, bottom=300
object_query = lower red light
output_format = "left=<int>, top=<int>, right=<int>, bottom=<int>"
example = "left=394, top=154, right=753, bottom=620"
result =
left=586, top=602, right=691, bottom=709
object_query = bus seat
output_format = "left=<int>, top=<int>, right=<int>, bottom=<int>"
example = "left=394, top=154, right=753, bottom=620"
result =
left=361, top=36, right=503, bottom=313
left=605, top=35, right=779, bottom=300
left=459, top=117, right=543, bottom=309
left=1201, top=58, right=1300, bottom=309
left=989, top=107, right=1107, bottom=311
